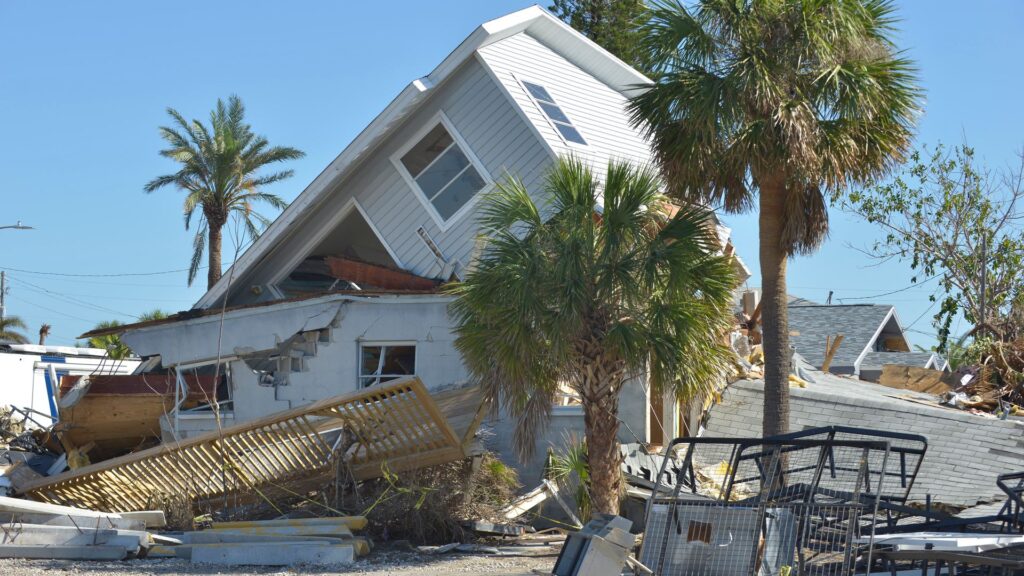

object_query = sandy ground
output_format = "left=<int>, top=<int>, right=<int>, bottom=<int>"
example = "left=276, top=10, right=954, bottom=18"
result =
left=0, top=550, right=556, bottom=575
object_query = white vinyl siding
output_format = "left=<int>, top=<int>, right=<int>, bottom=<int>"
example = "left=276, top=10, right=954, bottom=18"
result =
left=225, top=58, right=551, bottom=299
left=477, top=32, right=654, bottom=176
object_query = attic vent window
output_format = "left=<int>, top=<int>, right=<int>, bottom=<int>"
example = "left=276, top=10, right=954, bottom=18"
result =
left=521, top=81, right=587, bottom=145
left=397, top=120, right=488, bottom=224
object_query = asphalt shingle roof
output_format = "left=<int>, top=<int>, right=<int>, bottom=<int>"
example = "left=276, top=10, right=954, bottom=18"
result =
left=788, top=304, right=894, bottom=372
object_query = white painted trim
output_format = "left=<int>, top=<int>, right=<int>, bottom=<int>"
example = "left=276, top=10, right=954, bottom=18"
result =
left=389, top=111, right=494, bottom=233
left=853, top=307, right=897, bottom=375
left=267, top=198, right=404, bottom=287
left=511, top=72, right=588, bottom=149
left=474, top=52, right=559, bottom=161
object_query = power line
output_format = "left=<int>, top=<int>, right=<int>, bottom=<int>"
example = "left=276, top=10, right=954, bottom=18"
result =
left=6, top=275, right=138, bottom=319
left=6, top=294, right=102, bottom=324
left=0, top=264, right=206, bottom=278
left=835, top=274, right=941, bottom=302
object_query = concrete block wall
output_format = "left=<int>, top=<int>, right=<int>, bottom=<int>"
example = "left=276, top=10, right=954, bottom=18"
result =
left=706, top=379, right=1024, bottom=506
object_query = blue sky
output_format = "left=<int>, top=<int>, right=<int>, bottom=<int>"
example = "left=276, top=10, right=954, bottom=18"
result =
left=1, top=1, right=1022, bottom=348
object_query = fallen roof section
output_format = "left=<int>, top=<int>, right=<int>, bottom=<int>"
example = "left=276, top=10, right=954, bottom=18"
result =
left=19, top=377, right=485, bottom=513
left=707, top=355, right=1024, bottom=507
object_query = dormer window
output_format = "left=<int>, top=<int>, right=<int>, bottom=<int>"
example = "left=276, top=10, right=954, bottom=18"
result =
left=520, top=80, right=587, bottom=145
left=394, top=114, right=490, bottom=228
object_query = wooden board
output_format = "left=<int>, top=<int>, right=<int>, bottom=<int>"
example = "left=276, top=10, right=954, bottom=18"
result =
left=21, top=378, right=482, bottom=514
left=879, top=365, right=957, bottom=394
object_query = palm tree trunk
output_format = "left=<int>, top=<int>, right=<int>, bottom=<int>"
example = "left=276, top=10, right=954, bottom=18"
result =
left=208, top=224, right=223, bottom=290
left=759, top=181, right=791, bottom=437
left=582, top=361, right=623, bottom=517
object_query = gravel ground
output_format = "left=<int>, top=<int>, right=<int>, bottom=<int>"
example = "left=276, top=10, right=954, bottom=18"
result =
left=0, top=550, right=556, bottom=575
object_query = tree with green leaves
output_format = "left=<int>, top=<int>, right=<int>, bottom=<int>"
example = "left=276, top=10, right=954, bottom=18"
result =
left=629, top=0, right=920, bottom=436
left=450, top=157, right=737, bottom=515
left=846, top=144, right=1024, bottom=350
left=146, top=95, right=304, bottom=289
left=86, top=310, right=170, bottom=359
left=0, top=315, right=28, bottom=344
left=550, top=0, right=648, bottom=73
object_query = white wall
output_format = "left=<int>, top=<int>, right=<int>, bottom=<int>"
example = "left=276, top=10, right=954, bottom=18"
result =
left=228, top=297, right=470, bottom=423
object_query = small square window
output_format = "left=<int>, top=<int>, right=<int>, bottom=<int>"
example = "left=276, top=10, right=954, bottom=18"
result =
left=359, top=344, right=416, bottom=388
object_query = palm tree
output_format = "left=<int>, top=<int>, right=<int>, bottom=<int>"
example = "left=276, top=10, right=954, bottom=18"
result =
left=0, top=316, right=29, bottom=344
left=85, top=310, right=169, bottom=359
left=38, top=324, right=51, bottom=346
left=629, top=0, right=920, bottom=436
left=450, top=157, right=737, bottom=515
left=145, top=95, right=305, bottom=289
left=87, top=320, right=131, bottom=359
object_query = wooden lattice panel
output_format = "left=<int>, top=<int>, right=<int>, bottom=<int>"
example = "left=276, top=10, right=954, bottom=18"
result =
left=20, top=377, right=464, bottom=512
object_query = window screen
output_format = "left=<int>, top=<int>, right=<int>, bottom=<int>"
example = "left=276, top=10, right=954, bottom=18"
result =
left=359, top=344, right=416, bottom=388
left=521, top=81, right=587, bottom=145
left=399, top=124, right=487, bottom=221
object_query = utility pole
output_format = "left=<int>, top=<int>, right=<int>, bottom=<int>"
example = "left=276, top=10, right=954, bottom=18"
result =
left=0, top=270, right=5, bottom=323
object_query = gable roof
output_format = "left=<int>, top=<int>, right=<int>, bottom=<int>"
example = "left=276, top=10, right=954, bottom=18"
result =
left=194, top=5, right=651, bottom=310
left=787, top=304, right=897, bottom=373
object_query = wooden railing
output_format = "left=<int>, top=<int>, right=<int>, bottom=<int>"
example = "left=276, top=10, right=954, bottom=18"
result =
left=20, top=377, right=467, bottom=513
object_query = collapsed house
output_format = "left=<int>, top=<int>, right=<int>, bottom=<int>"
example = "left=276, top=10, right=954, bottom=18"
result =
left=68, top=5, right=747, bottom=487
left=739, top=291, right=950, bottom=381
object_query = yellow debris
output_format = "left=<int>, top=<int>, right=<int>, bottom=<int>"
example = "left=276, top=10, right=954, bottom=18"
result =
left=788, top=374, right=808, bottom=388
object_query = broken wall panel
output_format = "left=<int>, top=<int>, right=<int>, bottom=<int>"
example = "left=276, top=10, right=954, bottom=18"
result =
left=19, top=377, right=474, bottom=513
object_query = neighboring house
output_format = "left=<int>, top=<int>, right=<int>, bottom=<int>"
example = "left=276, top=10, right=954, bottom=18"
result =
left=706, top=354, right=1024, bottom=507
left=0, top=344, right=139, bottom=424
left=84, top=6, right=748, bottom=483
left=740, top=291, right=948, bottom=380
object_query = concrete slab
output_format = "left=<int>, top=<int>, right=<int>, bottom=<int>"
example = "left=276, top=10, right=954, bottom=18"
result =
left=0, top=524, right=145, bottom=550
left=0, top=496, right=120, bottom=519
left=120, top=510, right=166, bottom=528
left=203, top=524, right=354, bottom=539
left=0, top=512, right=144, bottom=531
left=0, top=544, right=129, bottom=560
left=181, top=531, right=347, bottom=545
left=190, top=542, right=355, bottom=566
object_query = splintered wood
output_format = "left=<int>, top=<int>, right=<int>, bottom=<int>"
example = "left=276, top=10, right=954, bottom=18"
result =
left=18, top=377, right=475, bottom=513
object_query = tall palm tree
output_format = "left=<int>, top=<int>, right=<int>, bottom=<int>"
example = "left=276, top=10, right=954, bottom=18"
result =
left=145, top=95, right=305, bottom=289
left=0, top=316, right=29, bottom=344
left=450, top=157, right=737, bottom=515
left=629, top=0, right=920, bottom=436
left=38, top=323, right=51, bottom=346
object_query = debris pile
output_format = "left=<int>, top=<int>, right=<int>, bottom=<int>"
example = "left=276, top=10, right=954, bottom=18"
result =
left=945, top=337, right=1024, bottom=414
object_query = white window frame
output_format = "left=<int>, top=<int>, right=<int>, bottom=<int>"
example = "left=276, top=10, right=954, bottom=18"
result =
left=512, top=74, right=588, bottom=148
left=358, top=341, right=417, bottom=388
left=390, top=111, right=494, bottom=232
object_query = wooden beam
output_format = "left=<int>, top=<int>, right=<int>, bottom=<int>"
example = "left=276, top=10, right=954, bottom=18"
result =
left=821, top=334, right=844, bottom=373
left=325, top=256, right=439, bottom=291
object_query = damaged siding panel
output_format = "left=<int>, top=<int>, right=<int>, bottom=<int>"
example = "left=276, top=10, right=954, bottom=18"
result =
left=478, top=32, right=653, bottom=172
